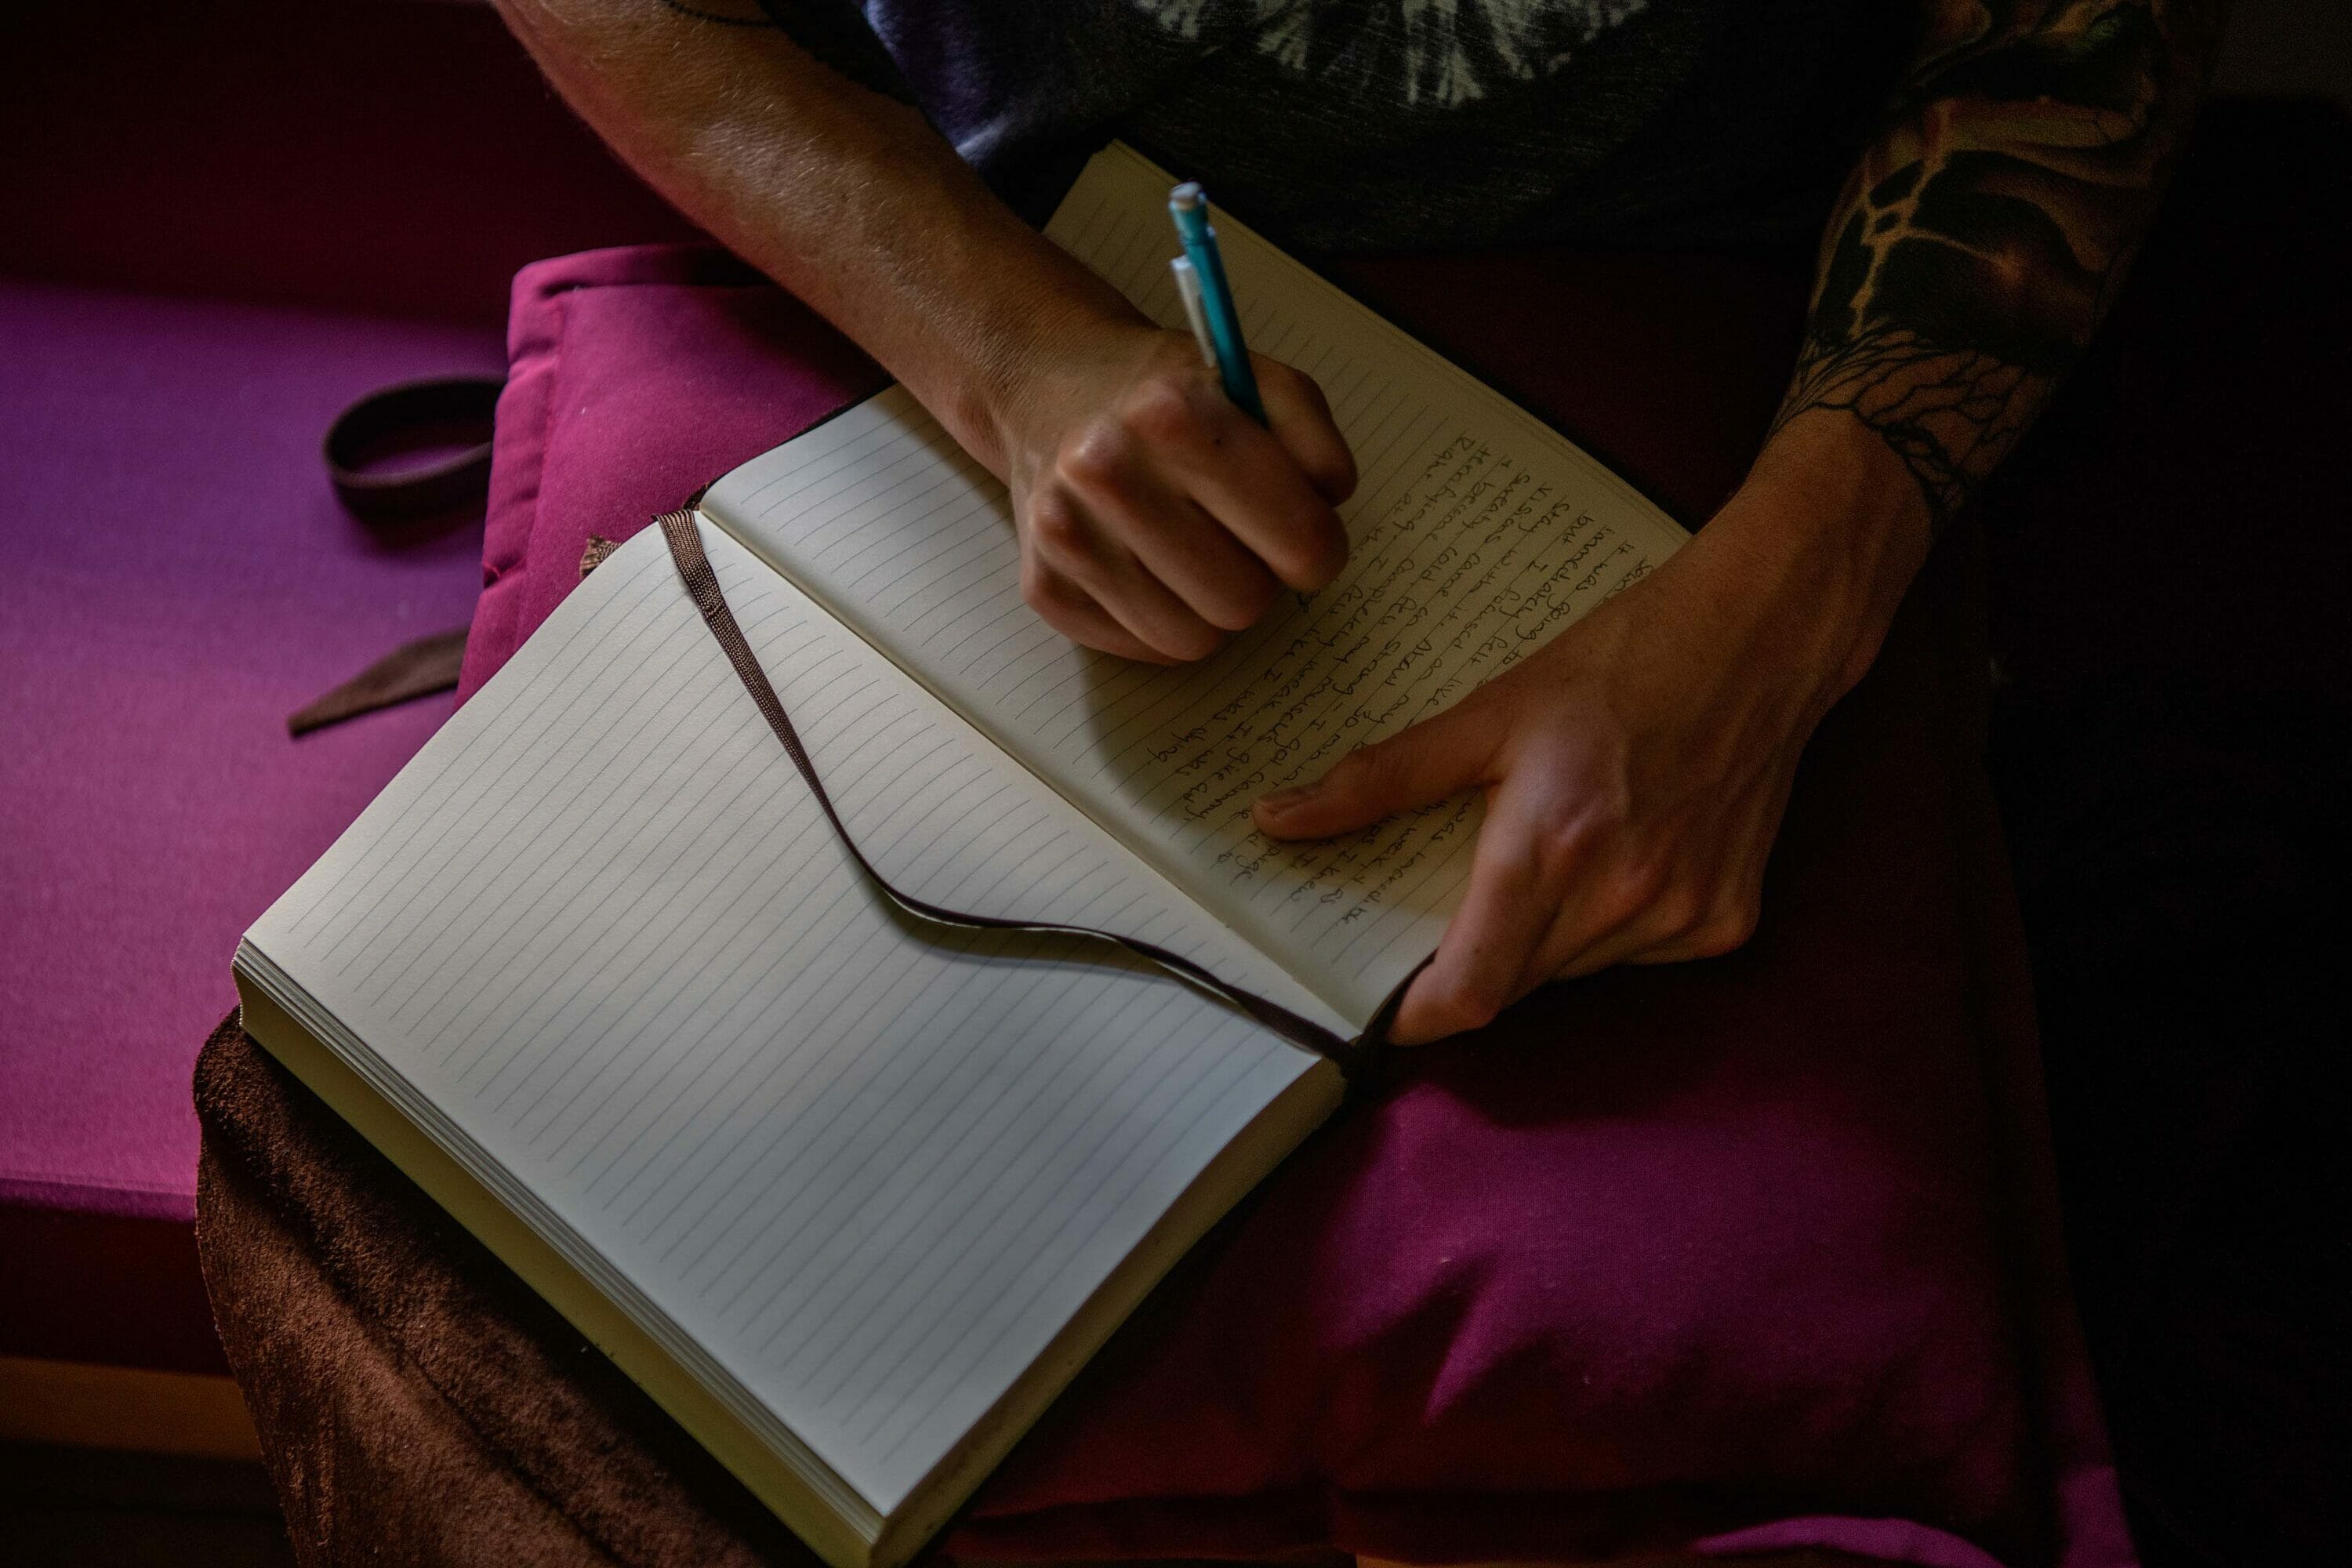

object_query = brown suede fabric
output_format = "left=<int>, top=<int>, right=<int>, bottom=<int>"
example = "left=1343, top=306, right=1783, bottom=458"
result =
left=194, top=1022, right=1870, bottom=1568
left=196, top=1020, right=814, bottom=1567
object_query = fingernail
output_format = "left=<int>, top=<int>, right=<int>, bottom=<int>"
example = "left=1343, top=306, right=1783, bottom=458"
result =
left=1258, top=782, right=1318, bottom=813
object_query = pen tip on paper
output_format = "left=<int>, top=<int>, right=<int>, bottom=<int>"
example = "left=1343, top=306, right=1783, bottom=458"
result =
left=1170, top=182, right=1205, bottom=212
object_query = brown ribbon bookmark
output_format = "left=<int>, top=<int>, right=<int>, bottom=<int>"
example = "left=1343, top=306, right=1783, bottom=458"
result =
left=657, top=509, right=1372, bottom=1077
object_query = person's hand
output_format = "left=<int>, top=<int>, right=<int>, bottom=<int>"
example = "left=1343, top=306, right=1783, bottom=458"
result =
left=1251, top=412, right=1933, bottom=1044
left=993, top=320, right=1358, bottom=662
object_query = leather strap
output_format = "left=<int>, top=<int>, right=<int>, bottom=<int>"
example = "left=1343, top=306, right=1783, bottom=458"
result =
left=323, top=376, right=503, bottom=523
left=657, top=509, right=1372, bottom=1076
left=288, top=379, right=501, bottom=735
left=287, top=629, right=470, bottom=737
left=287, top=378, right=503, bottom=735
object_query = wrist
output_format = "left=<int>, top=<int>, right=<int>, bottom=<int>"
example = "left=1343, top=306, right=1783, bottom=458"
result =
left=954, top=278, right=1146, bottom=473
left=1690, top=408, right=1935, bottom=698
left=708, top=114, right=1137, bottom=481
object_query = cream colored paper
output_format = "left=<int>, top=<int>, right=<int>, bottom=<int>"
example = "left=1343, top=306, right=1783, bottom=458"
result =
left=705, top=145, right=1688, bottom=1024
left=243, top=524, right=1334, bottom=1517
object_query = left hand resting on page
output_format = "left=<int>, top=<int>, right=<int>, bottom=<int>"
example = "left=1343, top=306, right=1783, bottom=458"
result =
left=1252, top=412, right=1933, bottom=1044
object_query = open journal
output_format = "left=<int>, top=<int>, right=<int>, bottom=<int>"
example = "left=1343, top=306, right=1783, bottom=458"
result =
left=233, top=143, right=1690, bottom=1568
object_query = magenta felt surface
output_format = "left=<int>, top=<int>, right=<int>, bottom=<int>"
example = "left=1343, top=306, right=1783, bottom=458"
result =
left=461, top=248, right=883, bottom=700
left=457, top=245, right=2132, bottom=1567
left=0, top=280, right=499, bottom=1225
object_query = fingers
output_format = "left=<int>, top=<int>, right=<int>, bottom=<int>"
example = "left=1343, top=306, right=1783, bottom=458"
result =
left=1619, top=895, right=1761, bottom=967
left=1058, top=430, right=1283, bottom=633
left=1254, top=355, right=1358, bottom=505
left=1387, top=793, right=1773, bottom=1046
left=1019, top=338, right=1356, bottom=661
left=1606, top=775, right=1783, bottom=971
left=1388, top=853, right=1737, bottom=1047
left=1386, top=790, right=1566, bottom=1044
left=1616, top=860, right=1767, bottom=969
left=1019, top=554, right=1178, bottom=665
left=1121, top=372, right=1351, bottom=592
left=1523, top=872, right=1699, bottom=984
left=1025, top=488, right=1226, bottom=662
left=1252, top=699, right=1501, bottom=840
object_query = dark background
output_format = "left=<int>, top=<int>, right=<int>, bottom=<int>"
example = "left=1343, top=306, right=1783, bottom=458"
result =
left=2211, top=0, right=2352, bottom=104
left=0, top=2, right=2344, bottom=1566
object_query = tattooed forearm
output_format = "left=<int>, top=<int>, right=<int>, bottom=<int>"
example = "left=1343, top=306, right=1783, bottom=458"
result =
left=1776, top=0, right=2228, bottom=529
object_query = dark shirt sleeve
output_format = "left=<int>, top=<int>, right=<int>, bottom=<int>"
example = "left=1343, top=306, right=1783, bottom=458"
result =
left=747, top=0, right=916, bottom=104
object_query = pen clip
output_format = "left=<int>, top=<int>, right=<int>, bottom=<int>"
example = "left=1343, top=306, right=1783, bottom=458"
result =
left=1169, top=257, right=1218, bottom=368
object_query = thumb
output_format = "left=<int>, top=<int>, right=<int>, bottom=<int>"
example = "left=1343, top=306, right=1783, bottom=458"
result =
left=1253, top=702, right=1499, bottom=840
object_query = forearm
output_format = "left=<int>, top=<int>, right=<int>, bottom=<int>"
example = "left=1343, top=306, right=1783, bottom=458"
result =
left=1773, top=0, right=2230, bottom=532
left=1690, top=0, right=2230, bottom=710
left=491, top=0, right=1138, bottom=470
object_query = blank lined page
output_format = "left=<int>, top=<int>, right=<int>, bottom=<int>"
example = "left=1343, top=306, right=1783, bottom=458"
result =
left=703, top=143, right=1688, bottom=1025
left=243, top=523, right=1334, bottom=1515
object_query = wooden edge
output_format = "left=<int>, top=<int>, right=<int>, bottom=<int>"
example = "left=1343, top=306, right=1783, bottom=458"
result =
left=0, top=1354, right=263, bottom=1461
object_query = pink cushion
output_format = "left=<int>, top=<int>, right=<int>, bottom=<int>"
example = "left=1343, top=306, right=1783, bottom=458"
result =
left=460, top=248, right=884, bottom=701
left=0, top=280, right=502, bottom=1370
left=461, top=245, right=2131, bottom=1567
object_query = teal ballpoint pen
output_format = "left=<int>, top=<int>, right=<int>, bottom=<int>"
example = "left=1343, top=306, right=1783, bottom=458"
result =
left=1167, top=182, right=1267, bottom=424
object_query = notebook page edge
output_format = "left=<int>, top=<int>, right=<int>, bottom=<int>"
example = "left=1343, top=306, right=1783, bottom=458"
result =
left=229, top=945, right=888, bottom=1566
left=241, top=524, right=1336, bottom=1519
left=869, top=1049, right=1341, bottom=1566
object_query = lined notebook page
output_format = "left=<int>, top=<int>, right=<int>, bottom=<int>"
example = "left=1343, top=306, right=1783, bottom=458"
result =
left=244, top=523, right=1335, bottom=1515
left=703, top=143, right=1688, bottom=1026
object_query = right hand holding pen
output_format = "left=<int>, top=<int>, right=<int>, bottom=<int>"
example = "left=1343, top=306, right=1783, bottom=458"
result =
left=998, top=322, right=1357, bottom=662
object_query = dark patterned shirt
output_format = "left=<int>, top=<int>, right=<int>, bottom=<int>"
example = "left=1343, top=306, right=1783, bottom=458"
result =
left=757, top=2, right=1917, bottom=255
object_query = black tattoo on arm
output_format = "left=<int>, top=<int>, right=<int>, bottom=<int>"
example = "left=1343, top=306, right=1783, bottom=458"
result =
left=1777, top=0, right=2230, bottom=529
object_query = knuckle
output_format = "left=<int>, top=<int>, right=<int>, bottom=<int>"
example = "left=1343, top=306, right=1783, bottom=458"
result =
left=1298, top=374, right=1340, bottom=426
left=1258, top=358, right=1308, bottom=398
left=1529, top=816, right=1587, bottom=878
left=1301, top=520, right=1350, bottom=587
left=1583, top=765, right=1637, bottom=829
left=1019, top=557, right=1065, bottom=616
left=1323, top=450, right=1360, bottom=499
left=1122, top=376, right=1200, bottom=445
left=1160, top=615, right=1225, bottom=662
left=1692, top=901, right=1761, bottom=957
left=1650, top=881, right=1707, bottom=938
left=1267, top=512, right=1347, bottom=591
left=1203, top=572, right=1279, bottom=632
left=1027, top=490, right=1087, bottom=557
left=1058, top=420, right=1132, bottom=490
left=1439, top=983, right=1506, bottom=1035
